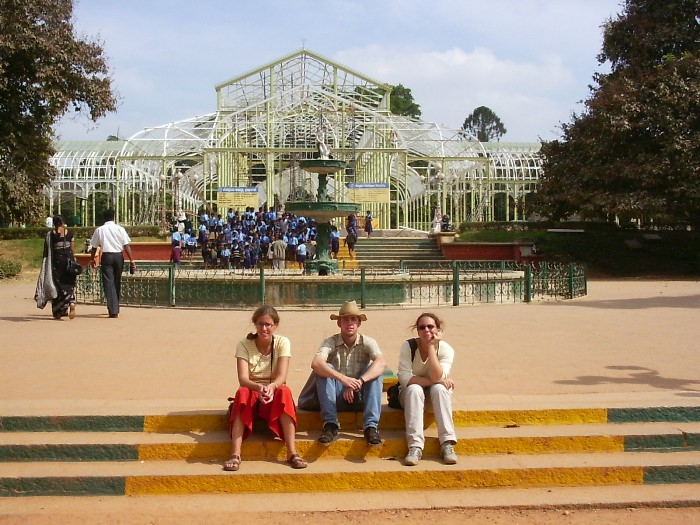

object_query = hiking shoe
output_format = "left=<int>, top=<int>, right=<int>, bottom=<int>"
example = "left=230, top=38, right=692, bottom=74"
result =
left=441, top=441, right=458, bottom=464
left=364, top=426, right=382, bottom=446
left=318, top=423, right=338, bottom=445
left=404, top=447, right=422, bottom=466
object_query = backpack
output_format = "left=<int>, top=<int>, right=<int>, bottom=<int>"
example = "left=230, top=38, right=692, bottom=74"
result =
left=386, top=338, right=418, bottom=409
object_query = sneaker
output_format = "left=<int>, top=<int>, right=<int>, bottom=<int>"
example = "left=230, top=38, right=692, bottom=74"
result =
left=68, top=304, right=76, bottom=320
left=364, top=426, right=382, bottom=446
left=318, top=423, right=338, bottom=445
left=441, top=441, right=458, bottom=465
left=404, top=446, right=422, bottom=466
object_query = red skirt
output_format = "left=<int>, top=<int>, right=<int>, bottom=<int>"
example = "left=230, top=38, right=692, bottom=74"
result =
left=228, top=385, right=297, bottom=441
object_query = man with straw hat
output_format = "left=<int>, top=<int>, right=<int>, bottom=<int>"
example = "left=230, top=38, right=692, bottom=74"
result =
left=310, top=300, right=387, bottom=446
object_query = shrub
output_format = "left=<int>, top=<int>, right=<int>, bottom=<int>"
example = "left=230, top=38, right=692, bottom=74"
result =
left=0, top=258, right=22, bottom=280
left=0, top=225, right=163, bottom=240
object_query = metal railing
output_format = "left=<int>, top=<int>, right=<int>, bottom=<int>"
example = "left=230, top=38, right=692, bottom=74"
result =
left=76, top=261, right=586, bottom=309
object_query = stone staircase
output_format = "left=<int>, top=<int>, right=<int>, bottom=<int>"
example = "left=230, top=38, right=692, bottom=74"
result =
left=350, top=234, right=447, bottom=271
left=2, top=403, right=700, bottom=497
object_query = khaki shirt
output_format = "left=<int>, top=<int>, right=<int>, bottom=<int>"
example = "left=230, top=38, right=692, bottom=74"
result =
left=316, top=333, right=382, bottom=378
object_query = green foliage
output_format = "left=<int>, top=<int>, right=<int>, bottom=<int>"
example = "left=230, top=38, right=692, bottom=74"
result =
left=461, top=106, right=507, bottom=142
left=389, top=84, right=421, bottom=119
left=0, top=258, right=22, bottom=279
left=0, top=0, right=117, bottom=225
left=0, top=225, right=162, bottom=240
left=456, top=225, right=700, bottom=276
left=536, top=0, right=700, bottom=227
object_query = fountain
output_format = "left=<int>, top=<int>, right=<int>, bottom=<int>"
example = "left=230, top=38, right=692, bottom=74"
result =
left=285, top=126, right=360, bottom=274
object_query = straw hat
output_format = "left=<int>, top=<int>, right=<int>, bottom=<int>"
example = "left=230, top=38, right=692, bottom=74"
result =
left=330, top=300, right=367, bottom=321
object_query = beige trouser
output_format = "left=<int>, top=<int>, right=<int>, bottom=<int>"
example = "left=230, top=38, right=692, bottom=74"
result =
left=400, top=383, right=456, bottom=449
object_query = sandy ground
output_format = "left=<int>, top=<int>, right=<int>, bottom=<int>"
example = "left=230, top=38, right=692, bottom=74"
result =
left=1, top=500, right=700, bottom=524
left=1, top=276, right=700, bottom=523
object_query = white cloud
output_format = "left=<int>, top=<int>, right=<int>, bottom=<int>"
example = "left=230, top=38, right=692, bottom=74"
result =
left=56, top=0, right=620, bottom=142
left=336, top=45, right=577, bottom=140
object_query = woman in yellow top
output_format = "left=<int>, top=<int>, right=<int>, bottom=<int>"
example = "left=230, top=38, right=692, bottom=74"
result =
left=224, top=305, right=307, bottom=471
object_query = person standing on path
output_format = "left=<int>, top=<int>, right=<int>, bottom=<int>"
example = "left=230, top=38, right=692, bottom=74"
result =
left=89, top=209, right=136, bottom=318
left=270, top=234, right=287, bottom=272
left=364, top=210, right=373, bottom=237
left=34, top=215, right=78, bottom=320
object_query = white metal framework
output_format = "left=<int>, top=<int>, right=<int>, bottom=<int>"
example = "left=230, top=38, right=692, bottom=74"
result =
left=48, top=49, right=542, bottom=229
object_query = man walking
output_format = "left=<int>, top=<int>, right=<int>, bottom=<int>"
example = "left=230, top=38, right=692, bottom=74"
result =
left=89, top=209, right=136, bottom=318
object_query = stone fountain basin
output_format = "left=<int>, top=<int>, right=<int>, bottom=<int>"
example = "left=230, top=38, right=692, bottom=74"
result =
left=299, top=159, right=347, bottom=175
left=285, top=201, right=360, bottom=223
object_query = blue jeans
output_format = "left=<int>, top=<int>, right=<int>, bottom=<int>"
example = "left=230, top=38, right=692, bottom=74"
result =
left=316, top=365, right=382, bottom=430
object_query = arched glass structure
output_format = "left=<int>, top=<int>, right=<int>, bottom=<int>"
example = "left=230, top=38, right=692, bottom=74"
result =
left=48, top=49, right=542, bottom=229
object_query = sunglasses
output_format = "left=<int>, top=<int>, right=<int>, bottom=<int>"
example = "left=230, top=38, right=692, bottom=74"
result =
left=418, top=324, right=436, bottom=330
left=255, top=322, right=275, bottom=328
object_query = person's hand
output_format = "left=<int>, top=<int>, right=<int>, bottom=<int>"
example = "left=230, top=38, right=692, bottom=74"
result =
left=427, top=327, right=442, bottom=353
left=342, top=386, right=356, bottom=404
left=259, top=383, right=275, bottom=404
left=340, top=375, right=362, bottom=391
left=90, top=258, right=98, bottom=269
left=441, top=378, right=455, bottom=390
left=129, top=261, right=136, bottom=274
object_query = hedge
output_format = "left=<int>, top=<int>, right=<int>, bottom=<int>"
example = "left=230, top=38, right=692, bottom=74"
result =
left=0, top=258, right=22, bottom=280
left=0, top=225, right=162, bottom=241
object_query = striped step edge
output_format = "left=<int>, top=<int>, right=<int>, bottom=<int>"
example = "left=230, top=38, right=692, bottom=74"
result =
left=2, top=406, right=700, bottom=433
left=2, top=464, right=700, bottom=497
left=2, top=432, right=700, bottom=463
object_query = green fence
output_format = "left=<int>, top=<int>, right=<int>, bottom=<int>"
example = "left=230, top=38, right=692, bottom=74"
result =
left=76, top=261, right=586, bottom=309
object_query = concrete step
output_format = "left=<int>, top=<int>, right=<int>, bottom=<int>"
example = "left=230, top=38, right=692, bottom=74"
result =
left=2, top=484, right=700, bottom=517
left=3, top=406, right=700, bottom=497
left=3, top=405, right=700, bottom=433
left=2, top=422, right=700, bottom=463
left=2, top=450, right=700, bottom=496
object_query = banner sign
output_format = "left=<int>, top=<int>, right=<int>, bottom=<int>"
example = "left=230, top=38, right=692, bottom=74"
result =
left=217, top=187, right=259, bottom=211
left=348, top=182, right=390, bottom=203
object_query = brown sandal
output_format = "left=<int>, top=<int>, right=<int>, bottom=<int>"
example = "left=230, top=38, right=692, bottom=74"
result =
left=287, top=454, right=308, bottom=469
left=223, top=454, right=241, bottom=471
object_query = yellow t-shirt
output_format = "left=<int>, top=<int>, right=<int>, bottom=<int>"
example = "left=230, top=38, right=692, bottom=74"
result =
left=235, top=335, right=291, bottom=384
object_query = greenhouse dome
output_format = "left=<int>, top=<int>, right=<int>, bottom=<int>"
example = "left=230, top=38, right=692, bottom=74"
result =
left=49, top=49, right=541, bottom=229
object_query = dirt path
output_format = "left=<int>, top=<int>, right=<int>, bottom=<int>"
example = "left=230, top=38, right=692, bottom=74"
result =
left=2, top=504, right=700, bottom=524
left=1, top=276, right=699, bottom=523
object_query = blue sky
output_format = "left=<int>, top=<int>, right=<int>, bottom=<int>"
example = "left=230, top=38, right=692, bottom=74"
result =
left=56, top=0, right=623, bottom=143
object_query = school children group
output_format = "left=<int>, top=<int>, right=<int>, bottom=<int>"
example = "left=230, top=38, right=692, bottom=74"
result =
left=169, top=207, right=321, bottom=269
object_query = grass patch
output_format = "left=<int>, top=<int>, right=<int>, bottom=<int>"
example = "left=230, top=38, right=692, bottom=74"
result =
left=0, top=236, right=165, bottom=275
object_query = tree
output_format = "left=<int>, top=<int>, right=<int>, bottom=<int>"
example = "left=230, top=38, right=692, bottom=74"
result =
left=462, top=106, right=507, bottom=142
left=536, top=0, right=700, bottom=226
left=389, top=84, right=421, bottom=119
left=0, top=0, right=117, bottom=225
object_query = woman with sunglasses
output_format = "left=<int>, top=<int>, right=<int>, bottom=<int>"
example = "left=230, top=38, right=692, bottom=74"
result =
left=397, top=312, right=457, bottom=466
left=224, top=304, right=307, bottom=471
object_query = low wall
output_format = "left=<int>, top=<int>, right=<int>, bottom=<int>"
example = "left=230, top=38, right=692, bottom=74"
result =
left=440, top=241, right=543, bottom=264
left=76, top=242, right=172, bottom=266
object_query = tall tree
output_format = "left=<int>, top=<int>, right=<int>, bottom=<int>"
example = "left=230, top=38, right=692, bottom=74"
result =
left=536, top=0, right=700, bottom=226
left=0, top=0, right=116, bottom=225
left=390, top=84, right=421, bottom=119
left=462, top=106, right=507, bottom=142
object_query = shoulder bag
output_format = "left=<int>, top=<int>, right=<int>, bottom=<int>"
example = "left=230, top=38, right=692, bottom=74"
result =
left=387, top=338, right=418, bottom=409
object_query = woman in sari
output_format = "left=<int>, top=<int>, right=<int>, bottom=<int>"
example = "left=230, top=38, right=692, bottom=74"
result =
left=35, top=215, right=78, bottom=319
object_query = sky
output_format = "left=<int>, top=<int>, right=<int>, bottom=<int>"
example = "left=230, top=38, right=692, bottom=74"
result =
left=56, top=0, right=624, bottom=144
